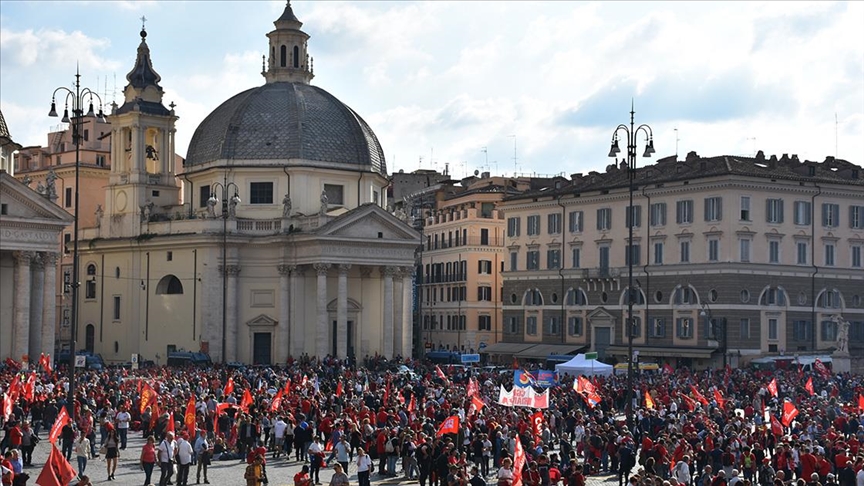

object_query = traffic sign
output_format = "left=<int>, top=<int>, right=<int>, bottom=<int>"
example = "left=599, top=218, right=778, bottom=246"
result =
left=461, top=354, right=481, bottom=363
left=585, top=352, right=598, bottom=360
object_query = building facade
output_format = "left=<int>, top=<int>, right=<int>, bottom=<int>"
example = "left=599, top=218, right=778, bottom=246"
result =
left=500, top=151, right=864, bottom=369
left=74, top=4, right=419, bottom=365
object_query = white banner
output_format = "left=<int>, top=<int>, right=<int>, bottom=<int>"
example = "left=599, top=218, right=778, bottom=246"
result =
left=497, top=385, right=549, bottom=409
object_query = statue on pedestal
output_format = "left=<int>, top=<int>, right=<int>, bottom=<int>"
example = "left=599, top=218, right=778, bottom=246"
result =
left=282, top=194, right=292, bottom=218
left=319, top=190, right=329, bottom=215
left=831, top=314, right=850, bottom=354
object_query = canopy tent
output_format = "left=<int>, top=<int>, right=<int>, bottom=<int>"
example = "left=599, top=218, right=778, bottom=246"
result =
left=555, top=354, right=614, bottom=377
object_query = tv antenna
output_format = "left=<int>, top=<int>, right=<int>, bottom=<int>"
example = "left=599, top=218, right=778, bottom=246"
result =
left=674, top=128, right=680, bottom=157
left=508, top=135, right=518, bottom=174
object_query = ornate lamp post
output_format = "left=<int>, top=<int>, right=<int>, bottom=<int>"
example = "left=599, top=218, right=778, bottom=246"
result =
left=48, top=69, right=106, bottom=420
left=608, top=102, right=654, bottom=431
left=209, top=180, right=240, bottom=364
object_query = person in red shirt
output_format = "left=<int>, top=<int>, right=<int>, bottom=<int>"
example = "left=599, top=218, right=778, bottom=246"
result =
left=834, top=449, right=850, bottom=470
left=6, top=423, right=22, bottom=451
left=1, top=452, right=14, bottom=486
left=800, top=448, right=818, bottom=482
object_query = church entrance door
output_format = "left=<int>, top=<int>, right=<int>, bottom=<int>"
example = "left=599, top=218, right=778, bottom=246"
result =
left=252, top=332, right=272, bottom=365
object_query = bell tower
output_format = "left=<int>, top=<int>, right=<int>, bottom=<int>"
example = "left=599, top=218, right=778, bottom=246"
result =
left=263, top=1, right=314, bottom=84
left=104, top=24, right=180, bottom=236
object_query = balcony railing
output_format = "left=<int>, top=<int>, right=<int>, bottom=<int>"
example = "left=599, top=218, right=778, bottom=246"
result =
left=582, top=267, right=620, bottom=279
left=425, top=236, right=505, bottom=251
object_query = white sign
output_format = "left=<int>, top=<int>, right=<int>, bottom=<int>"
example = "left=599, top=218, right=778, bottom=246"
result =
left=131, top=353, right=139, bottom=370
left=497, top=385, right=550, bottom=409
left=75, top=356, right=86, bottom=368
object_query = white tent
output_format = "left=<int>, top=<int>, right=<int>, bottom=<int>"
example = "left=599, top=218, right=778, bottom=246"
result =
left=555, top=354, right=614, bottom=377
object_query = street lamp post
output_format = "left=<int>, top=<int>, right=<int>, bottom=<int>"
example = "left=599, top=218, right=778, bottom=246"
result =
left=608, top=103, right=654, bottom=431
left=209, top=179, right=240, bottom=364
left=701, top=304, right=728, bottom=368
left=48, top=69, right=106, bottom=420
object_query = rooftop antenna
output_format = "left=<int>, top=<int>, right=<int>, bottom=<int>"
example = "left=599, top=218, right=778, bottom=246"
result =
left=674, top=128, right=680, bottom=157
left=508, top=135, right=518, bottom=175
left=481, top=147, right=488, bottom=169
left=418, top=155, right=423, bottom=169
left=835, top=112, right=839, bottom=158
left=746, top=137, right=757, bottom=157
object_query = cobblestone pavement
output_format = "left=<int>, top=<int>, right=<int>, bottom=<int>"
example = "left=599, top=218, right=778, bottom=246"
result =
left=23, top=434, right=620, bottom=486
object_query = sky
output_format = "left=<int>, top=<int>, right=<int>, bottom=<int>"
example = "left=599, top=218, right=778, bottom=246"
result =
left=1, top=1, right=862, bottom=179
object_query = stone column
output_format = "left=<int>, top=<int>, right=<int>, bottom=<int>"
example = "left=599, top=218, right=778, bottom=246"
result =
left=12, top=251, right=34, bottom=362
left=382, top=266, right=396, bottom=359
left=401, top=267, right=414, bottom=358
left=29, top=253, right=46, bottom=360
left=41, top=252, right=59, bottom=358
left=224, top=264, right=241, bottom=363
left=358, top=267, right=372, bottom=357
left=314, top=263, right=331, bottom=359
left=290, top=266, right=303, bottom=357
left=277, top=265, right=293, bottom=364
left=393, top=268, right=404, bottom=359
left=337, top=264, right=351, bottom=359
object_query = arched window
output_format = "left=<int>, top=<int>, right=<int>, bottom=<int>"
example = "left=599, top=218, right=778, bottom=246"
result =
left=271, top=46, right=275, bottom=67
left=759, top=286, right=787, bottom=306
left=565, top=288, right=587, bottom=306
left=673, top=285, right=698, bottom=305
left=155, top=275, right=184, bottom=295
left=86, top=264, right=96, bottom=276
left=293, top=45, right=300, bottom=68
left=817, top=289, right=842, bottom=309
left=621, top=287, right=646, bottom=306
left=280, top=45, right=287, bottom=67
left=524, top=289, right=543, bottom=306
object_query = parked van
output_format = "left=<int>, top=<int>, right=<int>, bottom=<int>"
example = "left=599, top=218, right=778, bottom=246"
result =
left=166, top=351, right=212, bottom=367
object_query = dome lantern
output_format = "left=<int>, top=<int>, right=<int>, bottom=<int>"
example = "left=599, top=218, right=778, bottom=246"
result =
left=264, top=1, right=314, bottom=84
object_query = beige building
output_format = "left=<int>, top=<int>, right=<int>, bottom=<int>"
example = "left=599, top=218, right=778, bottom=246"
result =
left=500, top=151, right=864, bottom=368
left=74, top=5, right=419, bottom=365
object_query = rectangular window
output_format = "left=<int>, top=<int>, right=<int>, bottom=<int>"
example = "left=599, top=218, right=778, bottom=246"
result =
left=650, top=202, right=667, bottom=227
left=628, top=316, right=642, bottom=338
left=596, top=208, right=612, bottom=231
left=567, top=316, right=583, bottom=336
left=704, top=196, right=723, bottom=222
left=676, top=318, right=693, bottom=339
left=478, top=260, right=492, bottom=274
left=739, top=238, right=751, bottom=262
left=96, top=154, right=106, bottom=167
left=113, top=296, right=121, bottom=320
left=323, top=184, right=344, bottom=205
left=599, top=246, right=610, bottom=270
left=547, top=213, right=561, bottom=234
left=478, top=315, right=492, bottom=331
left=653, top=242, right=664, bottom=265
left=526, top=251, right=540, bottom=270
left=544, top=317, right=560, bottom=336
left=794, top=201, right=812, bottom=225
left=740, top=319, right=750, bottom=340
left=527, top=215, right=541, bottom=236
left=625, top=205, right=642, bottom=228
left=769, top=240, right=780, bottom=264
left=651, top=318, right=666, bottom=338
left=480, top=228, right=489, bottom=245
left=571, top=247, right=581, bottom=268
left=506, top=317, right=518, bottom=334
left=199, top=186, right=212, bottom=208
left=766, top=198, right=784, bottom=224
left=625, top=244, right=641, bottom=266
left=680, top=240, right=690, bottom=263
left=249, top=182, right=274, bottom=204
left=821, top=320, right=837, bottom=342
left=85, top=279, right=96, bottom=299
left=740, top=196, right=751, bottom=221
left=477, top=286, right=492, bottom=301
left=797, top=241, right=808, bottom=265
left=822, top=203, right=840, bottom=227
left=547, top=249, right=561, bottom=269
left=768, top=318, right=778, bottom=340
left=793, top=320, right=811, bottom=341
left=853, top=245, right=862, bottom=268
left=851, top=205, right=864, bottom=229
left=64, top=233, right=72, bottom=254
left=568, top=211, right=583, bottom=233
left=507, top=217, right=521, bottom=237
left=65, top=187, right=72, bottom=208
left=509, top=252, right=518, bottom=271
left=526, top=316, right=538, bottom=336
left=825, top=243, right=835, bottom=266
left=708, top=239, right=719, bottom=262
left=676, top=200, right=694, bottom=224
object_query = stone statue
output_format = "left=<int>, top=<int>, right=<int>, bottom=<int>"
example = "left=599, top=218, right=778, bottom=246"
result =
left=21, top=175, right=32, bottom=186
left=228, top=194, right=240, bottom=218
left=395, top=207, right=407, bottom=222
left=282, top=194, right=292, bottom=217
left=141, top=200, right=154, bottom=222
left=832, top=314, right=850, bottom=354
left=206, top=196, right=217, bottom=218
left=36, top=181, right=45, bottom=194
left=45, top=170, right=58, bottom=199
left=94, top=204, right=104, bottom=228
left=319, top=190, right=328, bottom=215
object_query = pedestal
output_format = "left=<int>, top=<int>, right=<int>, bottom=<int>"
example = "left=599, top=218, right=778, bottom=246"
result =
left=831, top=352, right=851, bottom=373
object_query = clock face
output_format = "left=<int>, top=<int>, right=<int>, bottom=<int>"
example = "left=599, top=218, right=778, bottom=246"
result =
left=115, top=190, right=127, bottom=212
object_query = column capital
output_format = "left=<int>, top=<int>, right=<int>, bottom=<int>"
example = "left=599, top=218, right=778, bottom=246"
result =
left=381, top=266, right=399, bottom=278
left=313, top=263, right=331, bottom=276
left=12, top=251, right=35, bottom=265
left=40, top=251, right=60, bottom=266
left=31, top=253, right=46, bottom=270
left=359, top=266, right=372, bottom=279
left=278, top=264, right=298, bottom=276
left=338, top=264, right=352, bottom=275
left=400, top=266, right=415, bottom=278
left=220, top=264, right=241, bottom=276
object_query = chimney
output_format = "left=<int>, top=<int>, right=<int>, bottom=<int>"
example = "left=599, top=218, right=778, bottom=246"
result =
left=685, top=151, right=699, bottom=162
left=768, top=155, right=778, bottom=168
left=755, top=150, right=765, bottom=163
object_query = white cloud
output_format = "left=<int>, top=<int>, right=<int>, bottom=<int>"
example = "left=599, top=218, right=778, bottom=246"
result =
left=0, top=28, right=120, bottom=71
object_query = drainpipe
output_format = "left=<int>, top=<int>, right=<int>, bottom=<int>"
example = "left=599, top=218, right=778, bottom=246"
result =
left=810, top=183, right=821, bottom=351
left=641, top=185, right=651, bottom=348
left=181, top=172, right=194, bottom=217
left=557, top=195, right=566, bottom=344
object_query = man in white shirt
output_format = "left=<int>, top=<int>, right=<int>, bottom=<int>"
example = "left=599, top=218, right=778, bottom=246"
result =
left=273, top=417, right=288, bottom=458
left=158, top=431, right=177, bottom=486
left=114, top=406, right=131, bottom=450
left=175, top=432, right=194, bottom=486
left=856, top=464, right=864, bottom=486
left=194, top=429, right=210, bottom=484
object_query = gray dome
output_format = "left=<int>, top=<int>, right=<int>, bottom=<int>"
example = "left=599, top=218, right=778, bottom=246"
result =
left=185, top=82, right=386, bottom=175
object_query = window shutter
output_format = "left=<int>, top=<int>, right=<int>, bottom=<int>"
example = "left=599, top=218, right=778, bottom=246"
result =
left=716, top=197, right=722, bottom=221
left=676, top=318, right=682, bottom=337
left=659, top=319, right=666, bottom=337
left=766, top=199, right=772, bottom=222
left=822, top=203, right=829, bottom=226
left=676, top=201, right=682, bottom=224
left=851, top=206, right=857, bottom=228
left=704, top=198, right=710, bottom=221
left=777, top=199, right=783, bottom=223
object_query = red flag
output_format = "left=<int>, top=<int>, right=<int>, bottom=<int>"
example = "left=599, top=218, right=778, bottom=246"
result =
left=530, top=411, right=544, bottom=442
left=690, top=385, right=708, bottom=405
left=214, top=403, right=230, bottom=432
left=782, top=401, right=799, bottom=427
left=301, top=375, right=309, bottom=388
left=408, top=395, right=416, bottom=413
left=283, top=378, right=292, bottom=395
left=185, top=396, right=197, bottom=437
left=23, top=372, right=36, bottom=401
left=8, top=374, right=21, bottom=403
left=151, top=402, right=160, bottom=428
left=2, top=393, right=12, bottom=421
left=35, top=445, right=77, bottom=486
left=434, top=365, right=447, bottom=381
left=383, top=378, right=391, bottom=403
left=335, top=381, right=343, bottom=397
left=814, top=359, right=831, bottom=379
left=240, top=389, right=254, bottom=411
left=767, top=378, right=778, bottom=397
left=770, top=415, right=784, bottom=436
left=223, top=377, right=235, bottom=397
left=325, top=437, right=334, bottom=452
left=662, top=363, right=674, bottom=374
left=140, top=382, right=158, bottom=414
left=805, top=377, right=815, bottom=396
left=467, top=378, right=479, bottom=397
left=39, top=353, right=53, bottom=374
left=575, top=376, right=597, bottom=394
left=49, top=406, right=70, bottom=444
left=470, top=395, right=485, bottom=414
left=713, top=389, right=726, bottom=409
left=166, top=411, right=175, bottom=433
left=513, top=435, right=526, bottom=486
left=436, top=415, right=460, bottom=436
left=271, top=390, right=283, bottom=412
left=645, top=391, right=655, bottom=409
left=680, top=394, right=697, bottom=412
left=859, top=394, right=864, bottom=412
left=584, top=392, right=602, bottom=408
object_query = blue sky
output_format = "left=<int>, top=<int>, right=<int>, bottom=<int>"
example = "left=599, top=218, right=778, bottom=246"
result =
left=1, top=1, right=862, bottom=178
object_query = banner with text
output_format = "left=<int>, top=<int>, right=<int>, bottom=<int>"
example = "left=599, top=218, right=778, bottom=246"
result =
left=498, top=385, right=550, bottom=408
left=514, top=370, right=558, bottom=388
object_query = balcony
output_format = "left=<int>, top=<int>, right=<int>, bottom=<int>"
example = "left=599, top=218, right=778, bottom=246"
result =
left=425, top=236, right=505, bottom=251
left=582, top=267, right=620, bottom=279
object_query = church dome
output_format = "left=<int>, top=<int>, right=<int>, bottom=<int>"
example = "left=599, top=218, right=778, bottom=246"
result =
left=184, top=82, right=386, bottom=175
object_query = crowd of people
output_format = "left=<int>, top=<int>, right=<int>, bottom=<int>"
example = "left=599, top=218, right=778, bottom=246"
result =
left=1, top=355, right=864, bottom=486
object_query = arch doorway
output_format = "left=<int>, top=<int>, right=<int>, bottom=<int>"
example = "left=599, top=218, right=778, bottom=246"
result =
left=85, top=324, right=96, bottom=353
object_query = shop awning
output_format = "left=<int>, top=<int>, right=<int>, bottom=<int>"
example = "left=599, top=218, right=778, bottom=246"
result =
left=605, top=345, right=717, bottom=359
left=480, top=342, right=536, bottom=355
left=515, top=344, right=588, bottom=359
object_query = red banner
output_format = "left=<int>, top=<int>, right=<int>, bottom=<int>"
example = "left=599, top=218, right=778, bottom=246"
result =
left=271, top=390, right=283, bottom=412
left=436, top=415, right=460, bottom=436
left=49, top=407, right=70, bottom=444
left=498, top=385, right=549, bottom=409
left=770, top=415, right=784, bottom=436
left=513, top=435, right=526, bottom=486
left=223, top=377, right=235, bottom=397
left=185, top=396, right=197, bottom=437
left=782, top=401, right=799, bottom=427
left=140, top=382, right=158, bottom=414
left=713, top=389, right=726, bottom=409
left=767, top=378, right=778, bottom=397
left=35, top=445, right=77, bottom=486
left=805, top=377, right=815, bottom=396
left=530, top=411, right=544, bottom=442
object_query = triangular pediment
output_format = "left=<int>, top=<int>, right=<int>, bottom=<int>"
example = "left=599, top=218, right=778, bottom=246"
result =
left=587, top=307, right=616, bottom=322
left=245, top=314, right=277, bottom=327
left=315, top=203, right=421, bottom=241
left=0, top=171, right=74, bottom=224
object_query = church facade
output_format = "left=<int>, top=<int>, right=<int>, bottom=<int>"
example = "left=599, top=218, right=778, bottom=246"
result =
left=75, top=3, right=419, bottom=365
